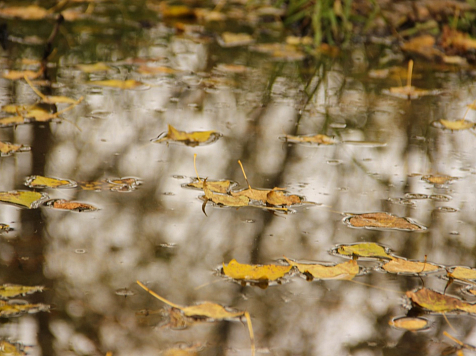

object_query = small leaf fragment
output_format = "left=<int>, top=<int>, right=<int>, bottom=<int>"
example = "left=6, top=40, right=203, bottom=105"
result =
left=218, top=32, right=255, bottom=47
left=2, top=69, right=42, bottom=80
left=332, top=242, right=393, bottom=260
left=184, top=178, right=234, bottom=194
left=0, top=300, right=50, bottom=318
left=0, top=5, right=50, bottom=20
left=282, top=133, right=336, bottom=145
left=223, top=259, right=292, bottom=281
left=0, top=141, right=30, bottom=157
left=25, top=175, right=77, bottom=189
left=0, top=340, right=25, bottom=356
left=0, top=190, right=48, bottom=209
left=422, top=174, right=457, bottom=185
left=0, top=284, right=44, bottom=300
left=343, top=212, right=426, bottom=231
left=389, top=316, right=429, bottom=331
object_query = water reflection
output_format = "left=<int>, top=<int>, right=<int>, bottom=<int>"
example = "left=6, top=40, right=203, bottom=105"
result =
left=1, top=2, right=476, bottom=356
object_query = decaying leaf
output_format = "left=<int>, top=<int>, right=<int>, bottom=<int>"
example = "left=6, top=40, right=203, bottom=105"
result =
left=0, top=340, right=25, bottom=356
left=24, top=175, right=77, bottom=189
left=218, top=32, right=255, bottom=47
left=389, top=316, right=429, bottom=331
left=0, top=5, right=50, bottom=20
left=284, top=257, right=359, bottom=281
left=42, top=199, right=98, bottom=212
left=0, top=191, right=48, bottom=209
left=332, top=242, right=393, bottom=260
left=76, top=63, right=111, bottom=73
left=137, top=281, right=255, bottom=356
left=222, top=259, right=292, bottom=282
left=88, top=79, right=146, bottom=90
left=0, top=141, right=30, bottom=157
left=421, top=174, right=457, bottom=185
left=281, top=133, right=336, bottom=145
left=448, top=266, right=476, bottom=282
left=152, top=124, right=221, bottom=147
left=0, top=284, right=44, bottom=300
left=0, top=300, right=50, bottom=318
left=439, top=119, right=475, bottom=130
left=379, top=257, right=441, bottom=275
left=406, top=288, right=476, bottom=314
left=343, top=212, right=426, bottom=231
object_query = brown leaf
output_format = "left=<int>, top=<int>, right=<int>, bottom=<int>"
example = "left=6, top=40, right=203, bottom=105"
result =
left=266, top=190, right=302, bottom=206
left=2, top=69, right=43, bottom=81
left=401, top=35, right=444, bottom=60
left=42, top=199, right=98, bottom=212
left=406, top=288, right=476, bottom=314
left=421, top=174, right=457, bottom=185
left=343, top=212, right=426, bottom=231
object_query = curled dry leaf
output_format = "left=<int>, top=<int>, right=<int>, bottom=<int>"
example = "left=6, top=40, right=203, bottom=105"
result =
left=0, top=190, right=48, bottom=209
left=379, top=257, right=441, bottom=275
left=0, top=141, right=30, bottom=157
left=42, top=199, right=98, bottom=212
left=332, top=242, right=393, bottom=260
left=284, top=257, right=359, bottom=281
left=25, top=175, right=77, bottom=189
left=343, top=212, right=426, bottom=231
left=201, top=179, right=250, bottom=215
left=406, top=288, right=476, bottom=314
left=281, top=133, right=336, bottom=145
left=222, top=259, right=292, bottom=281
left=152, top=124, right=221, bottom=147
left=389, top=316, right=429, bottom=331
left=0, top=284, right=44, bottom=300
left=0, top=300, right=50, bottom=318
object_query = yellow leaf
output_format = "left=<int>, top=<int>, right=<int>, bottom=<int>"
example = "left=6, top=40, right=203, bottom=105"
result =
left=383, top=85, right=438, bottom=99
left=25, top=175, right=77, bottom=189
left=42, top=199, right=98, bottom=212
left=223, top=259, right=292, bottom=281
left=185, top=179, right=234, bottom=194
left=284, top=258, right=359, bottom=280
left=88, top=79, right=145, bottom=89
left=406, top=288, right=476, bottom=314
left=156, top=2, right=195, bottom=18
left=266, top=190, right=302, bottom=206
left=334, top=242, right=393, bottom=260
left=343, top=212, right=426, bottom=231
left=0, top=300, right=50, bottom=317
left=136, top=65, right=179, bottom=75
left=231, top=188, right=271, bottom=203
left=380, top=257, right=440, bottom=275
left=0, top=223, right=11, bottom=233
left=0, top=141, right=30, bottom=157
left=448, top=266, right=476, bottom=281
left=202, top=179, right=249, bottom=215
left=0, top=190, right=47, bottom=209
left=421, top=174, right=457, bottom=185
left=0, top=340, right=25, bottom=356
left=2, top=69, right=42, bottom=80
left=1, top=104, right=38, bottom=113
left=0, top=284, right=44, bottom=299
left=282, top=133, right=336, bottom=145
left=0, top=5, right=50, bottom=20
left=389, top=316, right=429, bottom=331
left=0, top=116, right=27, bottom=127
left=76, top=62, right=111, bottom=73
left=439, top=119, right=474, bottom=130
left=152, top=124, right=221, bottom=147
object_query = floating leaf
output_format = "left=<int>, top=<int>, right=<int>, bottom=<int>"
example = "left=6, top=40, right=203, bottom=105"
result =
left=152, top=124, right=221, bottom=147
left=332, top=242, right=393, bottom=260
left=448, top=266, right=476, bottom=281
left=389, top=316, right=430, bottom=331
left=218, top=32, right=255, bottom=48
left=184, top=178, right=235, bottom=194
left=281, top=133, right=336, bottom=145
left=42, top=199, right=98, bottom=212
left=222, top=259, right=292, bottom=282
left=0, top=300, right=50, bottom=318
left=343, top=212, right=426, bottom=231
left=201, top=179, right=250, bottom=215
left=266, top=190, right=303, bottom=206
left=0, top=191, right=48, bottom=209
left=439, top=119, right=475, bottom=130
left=1, top=104, right=38, bottom=114
left=406, top=288, right=476, bottom=314
left=155, top=2, right=195, bottom=17
left=0, top=340, right=25, bottom=356
left=379, top=257, right=441, bottom=275
left=24, top=76, right=83, bottom=105
left=2, top=69, right=42, bottom=81
left=136, top=65, right=179, bottom=76
left=0, top=5, right=50, bottom=20
left=136, top=281, right=255, bottom=355
left=0, top=224, right=11, bottom=233
left=0, top=141, right=30, bottom=157
left=0, top=284, right=44, bottom=300
left=88, top=79, right=145, bottom=90
left=421, top=174, right=457, bottom=185
left=162, top=343, right=204, bottom=356
left=76, top=62, right=111, bottom=73
left=24, top=175, right=77, bottom=189
left=284, top=257, right=359, bottom=281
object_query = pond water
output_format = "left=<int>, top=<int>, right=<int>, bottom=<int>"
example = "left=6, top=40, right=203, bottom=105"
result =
left=1, top=2, right=476, bottom=356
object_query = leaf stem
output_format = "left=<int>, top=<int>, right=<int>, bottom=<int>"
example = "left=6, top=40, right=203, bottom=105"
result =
left=136, top=280, right=182, bottom=309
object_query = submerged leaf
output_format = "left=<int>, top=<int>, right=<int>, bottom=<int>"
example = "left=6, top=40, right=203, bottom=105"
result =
left=282, top=133, right=336, bottom=145
left=152, top=124, right=221, bottom=147
left=332, top=242, right=393, bottom=260
left=222, top=259, right=292, bottom=281
left=0, top=191, right=48, bottom=209
left=0, top=284, right=44, bottom=299
left=343, top=212, right=426, bottom=231
left=0, top=300, right=50, bottom=317
left=0, top=141, right=30, bottom=157
left=42, top=199, right=98, bottom=212
left=88, top=79, right=145, bottom=90
left=379, top=257, right=441, bottom=275
left=285, top=257, right=359, bottom=281
left=406, top=288, right=476, bottom=314
left=25, top=175, right=77, bottom=189
left=389, top=316, right=429, bottom=331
